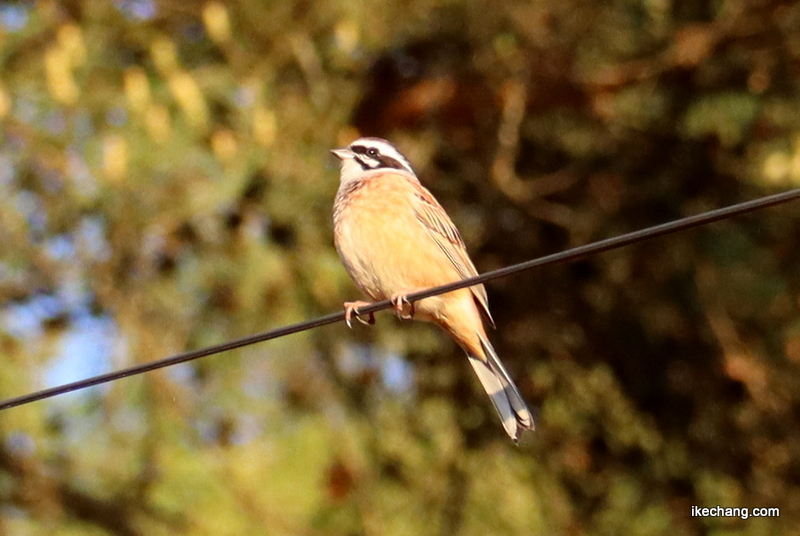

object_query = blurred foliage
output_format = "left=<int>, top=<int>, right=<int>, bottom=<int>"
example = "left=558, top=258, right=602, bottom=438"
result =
left=1, top=0, right=800, bottom=534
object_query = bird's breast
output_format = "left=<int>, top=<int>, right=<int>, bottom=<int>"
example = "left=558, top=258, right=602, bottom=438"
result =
left=333, top=177, right=462, bottom=303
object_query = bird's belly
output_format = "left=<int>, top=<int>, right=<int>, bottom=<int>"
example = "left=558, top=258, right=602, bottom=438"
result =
left=336, top=196, right=461, bottom=305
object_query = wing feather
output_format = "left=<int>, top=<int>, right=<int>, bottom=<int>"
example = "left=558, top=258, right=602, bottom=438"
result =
left=411, top=184, right=495, bottom=328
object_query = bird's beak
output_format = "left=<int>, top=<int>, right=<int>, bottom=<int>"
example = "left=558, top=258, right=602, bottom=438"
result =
left=330, top=148, right=352, bottom=160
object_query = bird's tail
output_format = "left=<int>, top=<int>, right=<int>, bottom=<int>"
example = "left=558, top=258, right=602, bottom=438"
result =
left=467, top=334, right=535, bottom=442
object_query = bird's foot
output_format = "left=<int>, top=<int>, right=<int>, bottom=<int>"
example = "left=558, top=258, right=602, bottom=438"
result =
left=343, top=301, right=375, bottom=328
left=390, top=294, right=415, bottom=320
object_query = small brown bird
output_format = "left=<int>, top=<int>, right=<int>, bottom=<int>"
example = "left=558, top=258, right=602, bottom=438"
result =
left=331, top=137, right=534, bottom=442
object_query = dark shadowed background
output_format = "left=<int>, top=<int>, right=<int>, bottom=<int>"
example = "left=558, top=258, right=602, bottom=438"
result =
left=1, top=0, right=799, bottom=534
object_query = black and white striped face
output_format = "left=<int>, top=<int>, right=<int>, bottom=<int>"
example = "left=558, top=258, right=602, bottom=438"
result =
left=332, top=137, right=415, bottom=176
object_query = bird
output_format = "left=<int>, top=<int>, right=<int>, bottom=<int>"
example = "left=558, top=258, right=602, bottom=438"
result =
left=331, top=136, right=534, bottom=442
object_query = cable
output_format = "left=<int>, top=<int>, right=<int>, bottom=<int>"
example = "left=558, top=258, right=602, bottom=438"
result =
left=2, top=187, right=800, bottom=411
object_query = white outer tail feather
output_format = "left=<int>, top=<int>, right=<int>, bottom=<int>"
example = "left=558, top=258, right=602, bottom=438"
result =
left=467, top=335, right=534, bottom=442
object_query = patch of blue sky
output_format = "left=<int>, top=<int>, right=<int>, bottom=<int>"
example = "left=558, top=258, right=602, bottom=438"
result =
left=230, top=413, right=262, bottom=445
left=67, top=148, right=99, bottom=200
left=32, top=158, right=65, bottom=194
left=234, top=86, right=257, bottom=109
left=57, top=273, right=90, bottom=313
left=0, top=154, right=14, bottom=190
left=114, top=0, right=156, bottom=21
left=381, top=353, right=414, bottom=394
left=0, top=2, right=29, bottom=32
left=241, top=360, right=277, bottom=399
left=337, top=342, right=378, bottom=378
left=14, top=190, right=47, bottom=236
left=43, top=313, right=117, bottom=406
left=44, top=234, right=75, bottom=263
left=44, top=110, right=67, bottom=136
left=166, top=362, right=196, bottom=387
left=1, top=294, right=61, bottom=340
left=77, top=216, right=111, bottom=261
left=4, top=431, right=35, bottom=457
left=338, top=343, right=415, bottom=394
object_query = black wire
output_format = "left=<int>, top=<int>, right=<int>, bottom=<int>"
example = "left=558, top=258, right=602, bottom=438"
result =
left=2, top=188, right=800, bottom=411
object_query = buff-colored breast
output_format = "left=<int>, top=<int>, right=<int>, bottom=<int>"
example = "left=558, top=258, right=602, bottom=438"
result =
left=334, top=172, right=467, bottom=321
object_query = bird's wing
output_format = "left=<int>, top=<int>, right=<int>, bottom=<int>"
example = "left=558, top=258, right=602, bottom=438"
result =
left=410, top=180, right=495, bottom=328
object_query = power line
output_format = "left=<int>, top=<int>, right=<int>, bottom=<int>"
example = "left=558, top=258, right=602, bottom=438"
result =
left=2, top=187, right=800, bottom=411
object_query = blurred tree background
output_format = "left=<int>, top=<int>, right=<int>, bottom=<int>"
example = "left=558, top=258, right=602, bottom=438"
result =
left=1, top=0, right=800, bottom=534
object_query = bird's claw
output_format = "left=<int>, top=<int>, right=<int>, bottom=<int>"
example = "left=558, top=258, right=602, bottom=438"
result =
left=391, top=294, right=415, bottom=320
left=343, top=301, right=375, bottom=328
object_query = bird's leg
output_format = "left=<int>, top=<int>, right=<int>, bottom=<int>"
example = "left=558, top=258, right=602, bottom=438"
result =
left=390, top=294, right=415, bottom=320
left=343, top=300, right=375, bottom=328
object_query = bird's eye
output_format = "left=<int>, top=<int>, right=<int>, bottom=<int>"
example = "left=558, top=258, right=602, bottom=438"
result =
left=367, top=148, right=378, bottom=157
